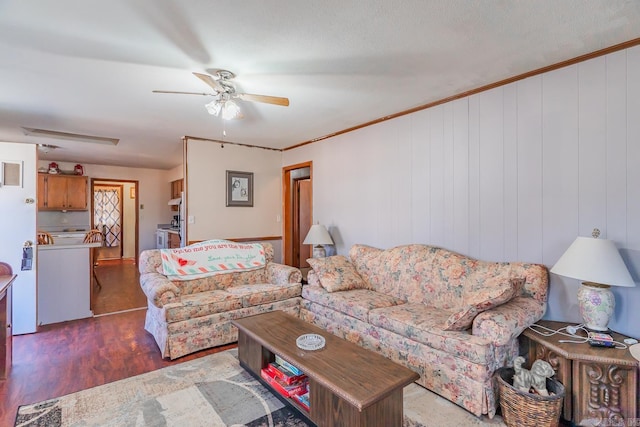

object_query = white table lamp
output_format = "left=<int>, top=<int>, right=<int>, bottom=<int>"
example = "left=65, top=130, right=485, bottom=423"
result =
left=550, top=228, right=635, bottom=331
left=303, top=224, right=333, bottom=258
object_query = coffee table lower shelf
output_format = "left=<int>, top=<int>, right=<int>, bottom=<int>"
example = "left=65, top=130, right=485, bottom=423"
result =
left=240, top=360, right=315, bottom=425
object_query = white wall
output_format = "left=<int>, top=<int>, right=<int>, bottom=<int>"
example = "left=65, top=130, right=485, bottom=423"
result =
left=166, top=163, right=184, bottom=182
left=38, top=161, right=173, bottom=252
left=186, top=139, right=282, bottom=242
left=283, top=45, right=640, bottom=337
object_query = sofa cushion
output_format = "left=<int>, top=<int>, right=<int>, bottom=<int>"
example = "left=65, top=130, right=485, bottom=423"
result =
left=302, top=284, right=404, bottom=322
left=368, top=303, right=495, bottom=365
left=307, top=255, right=368, bottom=292
left=225, top=283, right=302, bottom=307
left=350, top=244, right=477, bottom=310
left=164, top=290, right=243, bottom=323
left=442, top=275, right=517, bottom=331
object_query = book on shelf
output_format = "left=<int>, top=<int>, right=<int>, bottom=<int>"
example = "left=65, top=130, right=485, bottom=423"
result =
left=267, top=362, right=307, bottom=385
left=260, top=367, right=308, bottom=398
left=292, top=390, right=310, bottom=412
left=274, top=354, right=304, bottom=376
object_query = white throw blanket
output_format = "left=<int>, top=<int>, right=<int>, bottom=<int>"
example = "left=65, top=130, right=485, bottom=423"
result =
left=160, top=239, right=266, bottom=280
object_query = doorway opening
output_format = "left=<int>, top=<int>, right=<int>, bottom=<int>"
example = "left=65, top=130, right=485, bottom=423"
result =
left=91, top=179, right=139, bottom=263
left=90, top=179, right=143, bottom=316
left=282, top=162, right=312, bottom=279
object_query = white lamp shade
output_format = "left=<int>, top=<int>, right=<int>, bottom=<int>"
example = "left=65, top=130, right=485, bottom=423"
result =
left=550, top=236, right=635, bottom=287
left=303, top=224, right=334, bottom=245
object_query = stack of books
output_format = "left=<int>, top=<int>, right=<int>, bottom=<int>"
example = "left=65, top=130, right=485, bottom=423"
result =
left=260, top=356, right=310, bottom=411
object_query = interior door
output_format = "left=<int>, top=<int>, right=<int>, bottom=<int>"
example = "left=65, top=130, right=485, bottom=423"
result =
left=295, top=179, right=312, bottom=268
left=282, top=162, right=312, bottom=269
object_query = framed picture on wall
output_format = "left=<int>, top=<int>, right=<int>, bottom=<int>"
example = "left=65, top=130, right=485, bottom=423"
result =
left=0, top=160, right=23, bottom=188
left=226, top=170, right=253, bottom=207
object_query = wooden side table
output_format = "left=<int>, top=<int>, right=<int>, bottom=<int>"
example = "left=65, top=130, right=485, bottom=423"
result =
left=521, top=320, right=639, bottom=426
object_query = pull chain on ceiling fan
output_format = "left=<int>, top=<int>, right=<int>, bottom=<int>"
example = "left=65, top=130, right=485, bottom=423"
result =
left=153, top=70, right=289, bottom=120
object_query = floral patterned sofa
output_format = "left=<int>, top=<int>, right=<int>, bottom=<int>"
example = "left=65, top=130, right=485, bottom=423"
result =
left=300, top=244, right=548, bottom=418
left=139, top=242, right=302, bottom=359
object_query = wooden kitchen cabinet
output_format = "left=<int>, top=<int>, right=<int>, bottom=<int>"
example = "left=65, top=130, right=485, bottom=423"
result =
left=521, top=320, right=638, bottom=426
left=38, top=173, right=88, bottom=210
left=170, top=179, right=183, bottom=211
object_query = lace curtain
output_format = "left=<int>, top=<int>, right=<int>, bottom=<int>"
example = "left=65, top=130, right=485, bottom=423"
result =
left=94, top=189, right=121, bottom=247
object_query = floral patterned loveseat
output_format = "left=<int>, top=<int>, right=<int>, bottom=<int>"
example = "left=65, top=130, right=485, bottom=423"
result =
left=139, top=242, right=302, bottom=359
left=300, top=244, right=548, bottom=418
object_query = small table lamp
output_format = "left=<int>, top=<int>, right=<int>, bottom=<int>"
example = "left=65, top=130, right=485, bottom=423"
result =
left=550, top=228, right=635, bottom=331
left=303, top=224, right=333, bottom=258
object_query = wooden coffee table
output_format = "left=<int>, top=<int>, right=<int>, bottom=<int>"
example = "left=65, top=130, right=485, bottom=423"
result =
left=232, top=311, right=419, bottom=427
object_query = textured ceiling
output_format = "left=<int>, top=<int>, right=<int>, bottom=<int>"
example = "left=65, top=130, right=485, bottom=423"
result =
left=1, top=1, right=639, bottom=169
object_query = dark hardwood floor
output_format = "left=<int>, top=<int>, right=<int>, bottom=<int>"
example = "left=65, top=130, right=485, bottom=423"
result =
left=0, top=309, right=235, bottom=426
left=93, top=258, right=147, bottom=315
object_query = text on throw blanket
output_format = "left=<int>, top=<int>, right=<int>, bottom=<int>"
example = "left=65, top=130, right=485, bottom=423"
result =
left=172, top=242, right=258, bottom=259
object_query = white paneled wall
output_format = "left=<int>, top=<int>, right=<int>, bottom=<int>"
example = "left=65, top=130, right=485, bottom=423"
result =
left=283, top=45, right=640, bottom=337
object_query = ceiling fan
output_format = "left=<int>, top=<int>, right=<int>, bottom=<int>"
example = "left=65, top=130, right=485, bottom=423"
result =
left=153, top=70, right=289, bottom=120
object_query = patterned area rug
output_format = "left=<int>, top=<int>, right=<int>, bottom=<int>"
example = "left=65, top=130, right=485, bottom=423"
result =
left=15, top=349, right=505, bottom=426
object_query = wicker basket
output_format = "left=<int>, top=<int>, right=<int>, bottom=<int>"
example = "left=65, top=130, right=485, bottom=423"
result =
left=496, top=367, right=565, bottom=427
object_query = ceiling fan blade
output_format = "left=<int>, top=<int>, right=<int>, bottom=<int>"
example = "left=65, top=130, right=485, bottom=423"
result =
left=235, top=93, right=290, bottom=106
left=193, top=72, right=225, bottom=92
left=152, top=90, right=213, bottom=96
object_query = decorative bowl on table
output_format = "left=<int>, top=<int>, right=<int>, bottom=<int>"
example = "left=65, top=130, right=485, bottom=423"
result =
left=296, top=333, right=325, bottom=351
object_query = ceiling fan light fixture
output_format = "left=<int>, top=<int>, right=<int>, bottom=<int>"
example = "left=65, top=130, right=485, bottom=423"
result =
left=222, top=100, right=242, bottom=120
left=205, top=100, right=222, bottom=116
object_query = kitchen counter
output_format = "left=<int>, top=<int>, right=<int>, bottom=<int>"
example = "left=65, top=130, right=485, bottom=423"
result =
left=37, top=243, right=97, bottom=325
left=38, top=242, right=101, bottom=250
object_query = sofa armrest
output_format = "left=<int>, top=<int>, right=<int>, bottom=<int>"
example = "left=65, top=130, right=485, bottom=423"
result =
left=266, top=262, right=302, bottom=285
left=471, top=296, right=546, bottom=346
left=139, top=272, right=181, bottom=308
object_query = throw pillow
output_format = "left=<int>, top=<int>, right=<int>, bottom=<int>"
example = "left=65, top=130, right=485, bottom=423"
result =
left=307, top=255, right=367, bottom=292
left=442, top=276, right=516, bottom=331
